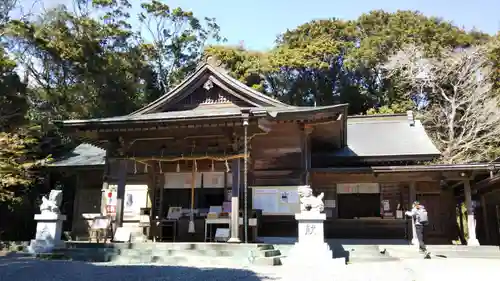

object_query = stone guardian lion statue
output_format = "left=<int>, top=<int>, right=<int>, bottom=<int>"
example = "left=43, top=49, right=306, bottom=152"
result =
left=40, top=190, right=63, bottom=214
left=297, top=185, right=324, bottom=213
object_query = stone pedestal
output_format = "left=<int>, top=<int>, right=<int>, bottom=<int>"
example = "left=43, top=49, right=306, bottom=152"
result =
left=28, top=213, right=66, bottom=254
left=285, top=212, right=344, bottom=267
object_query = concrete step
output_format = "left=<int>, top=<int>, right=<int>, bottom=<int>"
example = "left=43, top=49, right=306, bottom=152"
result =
left=382, top=245, right=500, bottom=259
left=66, top=242, right=269, bottom=252
left=255, top=249, right=281, bottom=257
left=55, top=242, right=288, bottom=266
left=119, top=248, right=243, bottom=258
left=110, top=254, right=249, bottom=266
left=256, top=244, right=275, bottom=251
left=251, top=255, right=283, bottom=266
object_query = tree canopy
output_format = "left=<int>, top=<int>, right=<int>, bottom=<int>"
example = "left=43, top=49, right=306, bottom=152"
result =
left=0, top=1, right=499, bottom=204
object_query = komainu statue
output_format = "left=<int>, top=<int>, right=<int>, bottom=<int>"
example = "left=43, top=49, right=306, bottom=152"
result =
left=40, top=190, right=63, bottom=214
left=298, top=185, right=324, bottom=213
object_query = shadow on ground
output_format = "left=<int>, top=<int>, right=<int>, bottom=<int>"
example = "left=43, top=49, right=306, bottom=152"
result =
left=0, top=255, right=276, bottom=281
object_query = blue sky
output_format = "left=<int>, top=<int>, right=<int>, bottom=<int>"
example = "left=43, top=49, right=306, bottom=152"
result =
left=22, top=0, right=500, bottom=51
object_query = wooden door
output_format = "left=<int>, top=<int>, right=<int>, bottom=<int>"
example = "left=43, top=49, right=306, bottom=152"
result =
left=416, top=194, right=445, bottom=239
left=495, top=205, right=500, bottom=245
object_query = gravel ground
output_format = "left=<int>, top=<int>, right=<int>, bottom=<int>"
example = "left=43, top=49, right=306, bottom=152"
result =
left=1, top=256, right=500, bottom=281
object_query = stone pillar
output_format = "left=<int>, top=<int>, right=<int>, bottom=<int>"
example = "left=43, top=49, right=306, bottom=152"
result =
left=409, top=182, right=418, bottom=245
left=115, top=159, right=128, bottom=228
left=464, top=179, right=480, bottom=246
left=228, top=159, right=241, bottom=243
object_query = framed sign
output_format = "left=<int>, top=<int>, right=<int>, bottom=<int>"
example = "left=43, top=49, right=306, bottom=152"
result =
left=337, top=183, right=380, bottom=194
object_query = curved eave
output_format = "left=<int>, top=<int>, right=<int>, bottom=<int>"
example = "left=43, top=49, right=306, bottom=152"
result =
left=130, top=64, right=288, bottom=116
left=266, top=104, right=348, bottom=121
left=53, top=114, right=247, bottom=133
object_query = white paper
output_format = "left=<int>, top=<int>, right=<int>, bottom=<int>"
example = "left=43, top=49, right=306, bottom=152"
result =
left=209, top=206, right=223, bottom=215
left=215, top=228, right=230, bottom=242
left=287, top=191, right=299, bottom=203
left=382, top=200, right=390, bottom=211
left=167, top=207, right=182, bottom=220
left=280, top=192, right=289, bottom=203
left=253, top=189, right=278, bottom=213
left=113, top=227, right=131, bottom=242
left=278, top=204, right=290, bottom=214
left=396, top=210, right=403, bottom=219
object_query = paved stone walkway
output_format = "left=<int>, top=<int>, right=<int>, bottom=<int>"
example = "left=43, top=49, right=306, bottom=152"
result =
left=1, top=256, right=499, bottom=281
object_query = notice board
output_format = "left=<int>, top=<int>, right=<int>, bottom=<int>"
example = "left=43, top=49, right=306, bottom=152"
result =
left=251, top=186, right=300, bottom=215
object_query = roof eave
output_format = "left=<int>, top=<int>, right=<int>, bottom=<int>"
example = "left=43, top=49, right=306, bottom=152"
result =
left=311, top=163, right=500, bottom=173
left=267, top=104, right=348, bottom=121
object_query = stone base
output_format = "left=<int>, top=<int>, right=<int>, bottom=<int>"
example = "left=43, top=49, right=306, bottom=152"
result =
left=28, top=239, right=65, bottom=254
left=285, top=212, right=346, bottom=268
left=28, top=213, right=66, bottom=254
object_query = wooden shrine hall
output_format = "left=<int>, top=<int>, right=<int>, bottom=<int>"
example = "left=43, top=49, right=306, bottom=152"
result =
left=54, top=62, right=499, bottom=245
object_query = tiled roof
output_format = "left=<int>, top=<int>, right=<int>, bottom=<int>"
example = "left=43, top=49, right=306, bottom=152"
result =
left=50, top=143, right=105, bottom=167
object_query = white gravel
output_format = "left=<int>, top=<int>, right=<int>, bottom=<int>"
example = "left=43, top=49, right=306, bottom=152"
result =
left=1, top=256, right=500, bottom=281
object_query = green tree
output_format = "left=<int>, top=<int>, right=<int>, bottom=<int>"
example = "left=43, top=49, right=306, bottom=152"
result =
left=0, top=0, right=46, bottom=204
left=204, top=10, right=491, bottom=115
left=139, top=0, right=224, bottom=97
left=204, top=45, right=269, bottom=91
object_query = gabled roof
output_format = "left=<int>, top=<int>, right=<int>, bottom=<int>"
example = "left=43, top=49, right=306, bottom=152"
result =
left=342, top=114, right=440, bottom=157
left=312, top=114, right=441, bottom=165
left=131, top=63, right=289, bottom=115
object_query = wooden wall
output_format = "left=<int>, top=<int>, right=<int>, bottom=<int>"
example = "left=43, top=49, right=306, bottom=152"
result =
left=71, top=169, right=106, bottom=240
left=308, top=172, right=456, bottom=242
left=250, top=123, right=304, bottom=186
left=481, top=187, right=500, bottom=245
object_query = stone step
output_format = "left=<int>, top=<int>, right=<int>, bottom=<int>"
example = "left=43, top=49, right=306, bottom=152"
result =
left=257, top=244, right=275, bottom=251
left=110, top=254, right=249, bottom=266
left=118, top=248, right=243, bottom=258
left=255, top=249, right=281, bottom=257
left=346, top=255, right=400, bottom=264
left=66, top=242, right=270, bottom=252
left=251, top=255, right=283, bottom=266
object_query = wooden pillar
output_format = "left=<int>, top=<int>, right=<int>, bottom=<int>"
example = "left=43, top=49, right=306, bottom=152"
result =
left=464, top=179, right=480, bottom=245
left=101, top=154, right=110, bottom=215
left=409, top=182, right=418, bottom=245
left=71, top=173, right=81, bottom=237
left=115, top=159, right=128, bottom=228
left=302, top=125, right=313, bottom=185
left=481, top=194, right=490, bottom=244
left=147, top=162, right=157, bottom=237
left=228, top=159, right=241, bottom=243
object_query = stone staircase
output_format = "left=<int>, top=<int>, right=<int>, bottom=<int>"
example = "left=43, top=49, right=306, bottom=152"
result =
left=381, top=245, right=500, bottom=260
left=58, top=242, right=285, bottom=266
left=274, top=242, right=397, bottom=264
left=338, top=244, right=400, bottom=263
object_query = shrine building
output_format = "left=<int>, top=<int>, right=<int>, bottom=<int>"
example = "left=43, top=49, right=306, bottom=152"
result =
left=52, top=62, right=500, bottom=245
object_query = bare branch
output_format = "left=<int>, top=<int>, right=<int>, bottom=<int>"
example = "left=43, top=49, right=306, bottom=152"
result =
left=383, top=44, right=500, bottom=164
